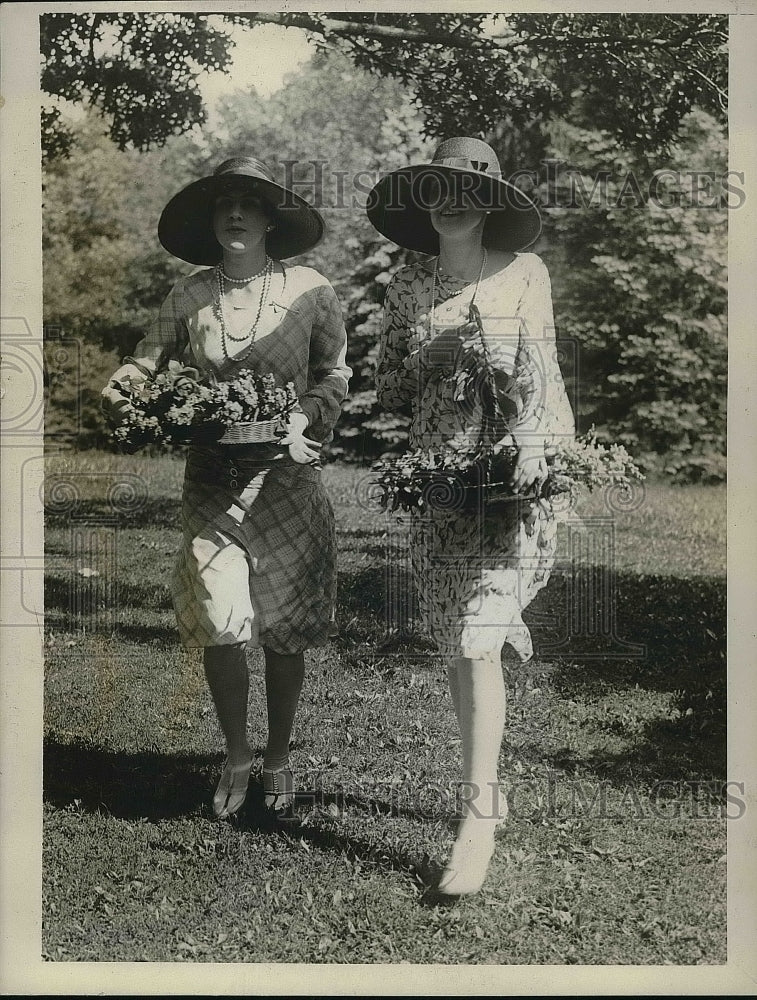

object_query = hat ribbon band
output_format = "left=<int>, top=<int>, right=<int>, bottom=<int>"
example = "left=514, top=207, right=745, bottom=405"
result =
left=433, top=156, right=499, bottom=176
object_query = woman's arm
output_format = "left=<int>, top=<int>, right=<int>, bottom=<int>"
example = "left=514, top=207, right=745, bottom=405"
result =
left=101, top=279, right=190, bottom=417
left=508, top=256, right=575, bottom=491
left=512, top=257, right=575, bottom=449
left=295, top=281, right=352, bottom=441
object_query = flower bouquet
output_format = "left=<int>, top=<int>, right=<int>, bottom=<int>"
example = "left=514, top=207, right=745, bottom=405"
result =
left=372, top=431, right=644, bottom=514
left=108, top=360, right=299, bottom=451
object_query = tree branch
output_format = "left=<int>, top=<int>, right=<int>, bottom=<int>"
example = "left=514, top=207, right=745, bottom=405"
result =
left=688, top=65, right=728, bottom=111
left=229, top=12, right=503, bottom=50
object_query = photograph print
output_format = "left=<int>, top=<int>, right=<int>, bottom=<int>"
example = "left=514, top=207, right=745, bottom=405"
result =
left=2, top=5, right=748, bottom=988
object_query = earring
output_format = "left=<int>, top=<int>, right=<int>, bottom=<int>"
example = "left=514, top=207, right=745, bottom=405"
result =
left=266, top=224, right=275, bottom=232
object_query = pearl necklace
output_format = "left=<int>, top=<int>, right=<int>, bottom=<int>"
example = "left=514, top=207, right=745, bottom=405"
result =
left=430, top=248, right=487, bottom=336
left=219, top=259, right=271, bottom=285
left=215, top=257, right=274, bottom=362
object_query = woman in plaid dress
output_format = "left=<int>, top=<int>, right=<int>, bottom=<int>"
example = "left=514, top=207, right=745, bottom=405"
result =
left=368, top=138, right=574, bottom=894
left=102, top=157, right=351, bottom=819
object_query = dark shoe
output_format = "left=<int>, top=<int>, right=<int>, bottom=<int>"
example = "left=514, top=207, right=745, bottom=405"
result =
left=263, top=767, right=295, bottom=813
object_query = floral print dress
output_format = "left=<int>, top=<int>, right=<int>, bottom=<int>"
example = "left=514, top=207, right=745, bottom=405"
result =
left=375, top=253, right=575, bottom=661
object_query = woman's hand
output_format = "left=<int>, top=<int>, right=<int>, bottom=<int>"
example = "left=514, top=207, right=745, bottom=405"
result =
left=279, top=411, right=323, bottom=466
left=510, top=441, right=548, bottom=494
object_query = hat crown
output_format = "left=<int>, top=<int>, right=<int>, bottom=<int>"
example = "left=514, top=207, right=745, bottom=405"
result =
left=213, top=156, right=275, bottom=184
left=431, top=137, right=501, bottom=178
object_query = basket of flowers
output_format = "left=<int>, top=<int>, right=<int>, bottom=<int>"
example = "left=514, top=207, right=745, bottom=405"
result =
left=372, top=298, right=643, bottom=513
left=107, top=360, right=299, bottom=451
left=371, top=432, right=644, bottom=514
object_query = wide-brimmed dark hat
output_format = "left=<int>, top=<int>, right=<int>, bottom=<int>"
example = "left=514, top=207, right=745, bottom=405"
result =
left=158, top=156, right=324, bottom=264
left=366, top=137, right=541, bottom=255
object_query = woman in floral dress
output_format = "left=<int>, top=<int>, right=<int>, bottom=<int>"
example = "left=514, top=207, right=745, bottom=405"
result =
left=102, top=156, right=351, bottom=819
left=368, top=137, right=574, bottom=894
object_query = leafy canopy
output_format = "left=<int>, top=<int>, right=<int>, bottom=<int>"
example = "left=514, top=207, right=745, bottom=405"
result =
left=41, top=12, right=727, bottom=161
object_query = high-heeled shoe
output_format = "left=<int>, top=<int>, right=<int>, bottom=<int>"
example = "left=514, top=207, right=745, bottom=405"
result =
left=263, top=766, right=295, bottom=813
left=437, top=824, right=497, bottom=896
left=213, top=758, right=253, bottom=819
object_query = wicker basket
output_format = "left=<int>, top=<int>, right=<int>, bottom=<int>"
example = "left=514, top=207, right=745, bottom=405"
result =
left=218, top=419, right=285, bottom=445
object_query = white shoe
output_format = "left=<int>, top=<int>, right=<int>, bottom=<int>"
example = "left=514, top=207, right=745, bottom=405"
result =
left=437, top=824, right=496, bottom=896
left=213, top=758, right=253, bottom=819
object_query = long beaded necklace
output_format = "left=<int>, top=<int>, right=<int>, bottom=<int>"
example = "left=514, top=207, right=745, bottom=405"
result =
left=215, top=257, right=274, bottom=362
left=430, top=248, right=488, bottom=335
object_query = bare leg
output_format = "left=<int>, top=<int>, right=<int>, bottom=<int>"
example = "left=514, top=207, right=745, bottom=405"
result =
left=204, top=643, right=253, bottom=817
left=446, top=660, right=469, bottom=788
left=439, top=653, right=506, bottom=894
left=456, top=654, right=506, bottom=820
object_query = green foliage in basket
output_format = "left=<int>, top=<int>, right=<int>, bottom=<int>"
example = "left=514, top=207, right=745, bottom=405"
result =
left=546, top=431, right=645, bottom=496
left=372, top=431, right=644, bottom=513
left=110, top=360, right=298, bottom=450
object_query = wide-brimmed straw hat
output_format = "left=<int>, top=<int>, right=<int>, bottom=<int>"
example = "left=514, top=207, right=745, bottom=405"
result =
left=366, top=137, right=541, bottom=255
left=158, top=155, right=324, bottom=264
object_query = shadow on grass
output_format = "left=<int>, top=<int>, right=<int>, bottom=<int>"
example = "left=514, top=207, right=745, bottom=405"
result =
left=536, top=713, right=726, bottom=792
left=43, top=735, right=445, bottom=827
left=527, top=571, right=726, bottom=788
left=43, top=738, right=222, bottom=819
left=43, top=737, right=432, bottom=884
left=45, top=574, right=175, bottom=616
left=529, top=570, right=724, bottom=687
left=239, top=794, right=434, bottom=887
left=337, top=565, right=387, bottom=618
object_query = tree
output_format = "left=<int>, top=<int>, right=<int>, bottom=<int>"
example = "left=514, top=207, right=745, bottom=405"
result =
left=43, top=114, right=195, bottom=348
left=41, top=12, right=727, bottom=162
left=41, top=12, right=232, bottom=160
left=542, top=111, right=727, bottom=481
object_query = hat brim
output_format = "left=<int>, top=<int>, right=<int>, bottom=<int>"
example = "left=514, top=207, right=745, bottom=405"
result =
left=158, top=174, right=324, bottom=264
left=366, top=165, right=541, bottom=255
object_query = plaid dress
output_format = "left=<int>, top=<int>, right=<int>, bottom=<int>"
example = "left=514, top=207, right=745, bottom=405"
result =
left=375, top=254, right=575, bottom=662
left=107, top=264, right=351, bottom=652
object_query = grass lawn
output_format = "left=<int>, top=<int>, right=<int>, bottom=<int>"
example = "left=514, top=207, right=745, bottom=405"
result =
left=42, top=449, right=727, bottom=964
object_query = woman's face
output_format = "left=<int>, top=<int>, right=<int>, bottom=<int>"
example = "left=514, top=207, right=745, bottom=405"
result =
left=212, top=187, right=271, bottom=256
left=428, top=188, right=488, bottom=244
